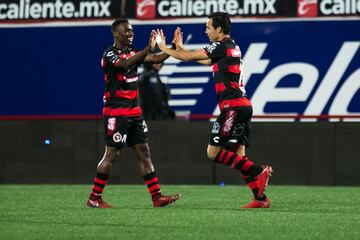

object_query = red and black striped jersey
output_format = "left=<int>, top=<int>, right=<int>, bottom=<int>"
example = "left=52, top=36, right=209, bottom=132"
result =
left=100, top=45, right=142, bottom=117
left=202, top=37, right=251, bottom=111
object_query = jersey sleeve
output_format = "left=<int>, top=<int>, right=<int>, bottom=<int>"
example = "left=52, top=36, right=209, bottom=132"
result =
left=102, top=50, right=121, bottom=68
left=202, top=42, right=226, bottom=59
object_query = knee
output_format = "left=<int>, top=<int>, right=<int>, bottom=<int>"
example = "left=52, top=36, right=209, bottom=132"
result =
left=207, top=147, right=218, bottom=161
left=104, top=149, right=120, bottom=164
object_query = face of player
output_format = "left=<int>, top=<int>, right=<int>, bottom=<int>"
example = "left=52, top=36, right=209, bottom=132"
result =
left=114, top=22, right=134, bottom=46
left=205, top=19, right=221, bottom=42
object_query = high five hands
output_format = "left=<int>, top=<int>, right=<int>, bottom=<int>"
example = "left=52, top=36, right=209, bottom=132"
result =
left=154, top=27, right=184, bottom=50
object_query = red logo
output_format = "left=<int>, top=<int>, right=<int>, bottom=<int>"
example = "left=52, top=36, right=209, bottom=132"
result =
left=297, top=0, right=318, bottom=17
left=136, top=0, right=156, bottom=19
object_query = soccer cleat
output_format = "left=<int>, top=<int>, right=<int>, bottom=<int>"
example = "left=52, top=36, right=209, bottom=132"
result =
left=256, top=165, right=273, bottom=198
left=86, top=198, right=112, bottom=208
left=153, top=194, right=181, bottom=207
left=241, top=197, right=270, bottom=209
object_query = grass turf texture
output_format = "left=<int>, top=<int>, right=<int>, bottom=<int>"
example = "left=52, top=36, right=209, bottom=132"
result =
left=1, top=185, right=360, bottom=240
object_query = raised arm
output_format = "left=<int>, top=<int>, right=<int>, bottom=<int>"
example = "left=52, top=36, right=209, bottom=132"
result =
left=115, top=31, right=155, bottom=70
left=156, top=29, right=209, bottom=62
left=143, top=28, right=180, bottom=63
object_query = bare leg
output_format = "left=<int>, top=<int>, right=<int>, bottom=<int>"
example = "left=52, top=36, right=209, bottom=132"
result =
left=97, top=146, right=120, bottom=174
left=133, top=143, right=154, bottom=176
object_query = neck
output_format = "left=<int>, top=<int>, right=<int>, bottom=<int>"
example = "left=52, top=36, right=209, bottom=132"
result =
left=114, top=40, right=127, bottom=49
left=218, top=34, right=230, bottom=42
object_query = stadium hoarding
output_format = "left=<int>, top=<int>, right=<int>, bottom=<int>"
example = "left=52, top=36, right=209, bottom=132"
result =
left=0, top=18, right=359, bottom=121
left=1, top=0, right=359, bottom=22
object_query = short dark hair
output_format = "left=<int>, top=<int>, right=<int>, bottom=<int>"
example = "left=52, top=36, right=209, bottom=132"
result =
left=111, top=18, right=128, bottom=32
left=208, top=12, right=231, bottom=34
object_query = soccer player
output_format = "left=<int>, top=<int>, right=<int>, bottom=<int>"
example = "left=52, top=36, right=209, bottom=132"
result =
left=86, top=19, right=180, bottom=208
left=156, top=12, right=272, bottom=208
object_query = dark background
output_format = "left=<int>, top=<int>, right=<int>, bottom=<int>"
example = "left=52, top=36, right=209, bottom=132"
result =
left=1, top=120, right=359, bottom=185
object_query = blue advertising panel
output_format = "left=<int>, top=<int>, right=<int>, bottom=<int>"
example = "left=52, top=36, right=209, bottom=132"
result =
left=0, top=19, right=359, bottom=120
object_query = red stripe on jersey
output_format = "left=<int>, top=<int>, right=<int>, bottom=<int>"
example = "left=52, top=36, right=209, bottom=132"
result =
left=219, top=98, right=252, bottom=111
left=103, top=106, right=142, bottom=117
left=114, top=58, right=121, bottom=66
left=104, top=92, right=110, bottom=101
left=226, top=48, right=241, bottom=57
left=230, top=81, right=240, bottom=89
left=104, top=90, right=138, bottom=100
left=212, top=63, right=219, bottom=73
left=101, top=58, right=105, bottom=68
left=104, top=74, right=109, bottom=83
left=228, top=65, right=241, bottom=74
left=117, top=73, right=126, bottom=81
left=215, top=82, right=226, bottom=93
left=115, top=90, right=138, bottom=100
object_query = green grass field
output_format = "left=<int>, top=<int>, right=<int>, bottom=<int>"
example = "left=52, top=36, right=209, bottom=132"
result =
left=1, top=185, right=360, bottom=240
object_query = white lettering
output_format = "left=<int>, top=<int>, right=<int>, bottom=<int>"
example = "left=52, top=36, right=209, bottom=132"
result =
left=252, top=63, right=318, bottom=115
left=329, top=69, right=360, bottom=115
left=304, top=42, right=360, bottom=116
left=62, top=2, right=74, bottom=18
left=242, top=43, right=270, bottom=85
left=320, top=0, right=360, bottom=15
left=193, top=0, right=206, bottom=16
left=30, top=2, right=42, bottom=19
left=0, top=0, right=111, bottom=20
left=226, top=0, right=239, bottom=15
left=264, top=0, right=276, bottom=14
left=157, top=0, right=277, bottom=17
left=7, top=4, right=18, bottom=19
left=0, top=5, right=7, bottom=20
left=158, top=1, right=169, bottom=16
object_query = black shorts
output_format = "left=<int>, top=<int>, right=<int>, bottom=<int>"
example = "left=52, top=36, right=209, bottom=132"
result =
left=209, top=106, right=252, bottom=147
left=103, top=115, right=149, bottom=149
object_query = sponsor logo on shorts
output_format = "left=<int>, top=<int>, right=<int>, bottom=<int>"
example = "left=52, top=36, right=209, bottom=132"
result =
left=113, top=132, right=127, bottom=143
left=142, top=120, right=148, bottom=133
left=233, top=123, right=245, bottom=136
left=212, top=122, right=220, bottom=134
left=107, top=117, right=116, bottom=131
